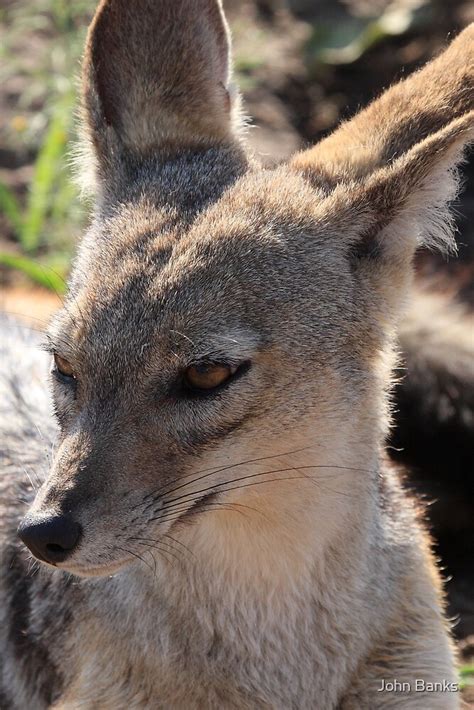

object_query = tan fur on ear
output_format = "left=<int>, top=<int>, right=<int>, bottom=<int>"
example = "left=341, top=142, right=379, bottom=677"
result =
left=291, top=23, right=473, bottom=188
left=310, top=111, right=473, bottom=263
left=358, top=111, right=474, bottom=256
left=82, top=0, right=241, bottom=166
left=307, top=112, right=474, bottom=321
left=287, top=25, right=473, bottom=318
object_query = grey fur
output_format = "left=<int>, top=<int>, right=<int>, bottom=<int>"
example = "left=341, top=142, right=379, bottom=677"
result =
left=1, top=3, right=473, bottom=707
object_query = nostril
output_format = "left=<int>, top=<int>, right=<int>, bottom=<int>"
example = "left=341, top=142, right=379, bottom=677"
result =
left=46, top=542, right=67, bottom=554
left=18, top=514, right=82, bottom=565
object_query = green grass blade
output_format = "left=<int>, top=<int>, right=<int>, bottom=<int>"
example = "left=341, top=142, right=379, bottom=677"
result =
left=0, top=181, right=23, bottom=235
left=459, top=664, right=474, bottom=690
left=20, top=105, right=70, bottom=252
left=0, top=253, right=66, bottom=293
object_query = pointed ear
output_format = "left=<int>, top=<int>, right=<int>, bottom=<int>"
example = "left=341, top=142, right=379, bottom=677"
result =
left=322, top=112, right=473, bottom=320
left=290, top=24, right=473, bottom=188
left=290, top=25, right=473, bottom=317
left=81, top=0, right=240, bottom=181
left=350, top=112, right=473, bottom=255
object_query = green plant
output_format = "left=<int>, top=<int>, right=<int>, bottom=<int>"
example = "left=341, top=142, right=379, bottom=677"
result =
left=0, top=252, right=66, bottom=293
left=460, top=663, right=474, bottom=691
left=0, top=98, right=76, bottom=292
left=1, top=99, right=72, bottom=251
left=0, top=0, right=94, bottom=291
left=306, top=1, right=432, bottom=68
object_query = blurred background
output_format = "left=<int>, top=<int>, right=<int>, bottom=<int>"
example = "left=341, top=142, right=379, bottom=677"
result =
left=0, top=0, right=473, bottom=699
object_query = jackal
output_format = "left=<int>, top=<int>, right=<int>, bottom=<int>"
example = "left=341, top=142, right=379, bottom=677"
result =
left=1, top=1, right=473, bottom=707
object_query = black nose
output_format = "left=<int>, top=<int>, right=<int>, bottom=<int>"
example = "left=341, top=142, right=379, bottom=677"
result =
left=18, top=514, right=82, bottom=564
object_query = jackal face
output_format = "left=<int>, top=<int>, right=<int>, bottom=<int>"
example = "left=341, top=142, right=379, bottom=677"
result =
left=18, top=0, right=473, bottom=576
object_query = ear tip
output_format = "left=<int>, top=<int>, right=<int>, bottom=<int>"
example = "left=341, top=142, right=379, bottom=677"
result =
left=80, top=0, right=241, bottom=166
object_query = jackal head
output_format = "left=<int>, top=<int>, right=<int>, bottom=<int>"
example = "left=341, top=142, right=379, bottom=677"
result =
left=18, top=0, right=473, bottom=577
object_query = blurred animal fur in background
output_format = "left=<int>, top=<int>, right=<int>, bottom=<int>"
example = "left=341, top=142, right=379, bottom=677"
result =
left=394, top=291, right=474, bottom=639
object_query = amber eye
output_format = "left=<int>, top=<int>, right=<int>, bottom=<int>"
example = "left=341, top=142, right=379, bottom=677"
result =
left=183, top=363, right=237, bottom=392
left=53, top=354, right=75, bottom=380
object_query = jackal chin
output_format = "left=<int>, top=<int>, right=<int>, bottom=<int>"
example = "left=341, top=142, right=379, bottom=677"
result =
left=24, top=549, right=133, bottom=578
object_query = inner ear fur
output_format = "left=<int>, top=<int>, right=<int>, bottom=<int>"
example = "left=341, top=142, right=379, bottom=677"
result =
left=82, top=0, right=240, bottom=175
left=351, top=112, right=474, bottom=261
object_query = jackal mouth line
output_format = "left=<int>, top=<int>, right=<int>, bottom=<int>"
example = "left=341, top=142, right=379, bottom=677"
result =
left=56, top=558, right=132, bottom=578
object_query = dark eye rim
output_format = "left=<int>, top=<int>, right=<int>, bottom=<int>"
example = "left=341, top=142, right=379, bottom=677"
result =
left=52, top=354, right=76, bottom=385
left=52, top=369, right=77, bottom=386
left=180, top=360, right=252, bottom=398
